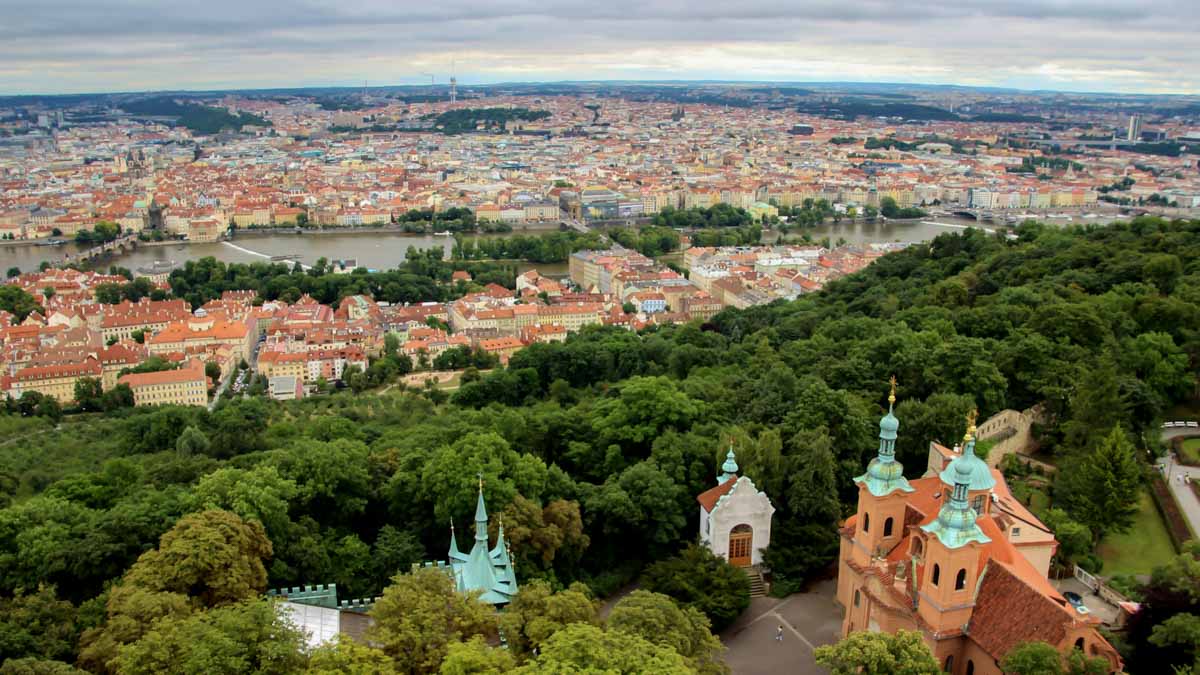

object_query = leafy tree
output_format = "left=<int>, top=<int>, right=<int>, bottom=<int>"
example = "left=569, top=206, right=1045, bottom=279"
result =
left=439, top=636, right=515, bottom=675
left=1055, top=425, right=1143, bottom=541
left=113, top=599, right=306, bottom=675
left=1002, top=641, right=1064, bottom=674
left=0, top=586, right=81, bottom=664
left=192, top=466, right=298, bottom=538
left=1040, top=508, right=1092, bottom=569
left=0, top=659, right=88, bottom=674
left=493, top=496, right=589, bottom=578
left=6, top=267, right=20, bottom=278
left=641, top=544, right=750, bottom=632
left=371, top=526, right=425, bottom=593
left=175, top=426, right=211, bottom=456
left=498, top=580, right=597, bottom=660
left=306, top=635, right=397, bottom=675
left=368, top=567, right=496, bottom=675
left=1150, top=613, right=1200, bottom=673
left=0, top=285, right=42, bottom=321
left=204, top=362, right=222, bottom=384
left=121, top=509, right=273, bottom=607
left=607, top=590, right=727, bottom=674
left=814, top=629, right=939, bottom=675
left=516, top=623, right=692, bottom=674
left=74, top=378, right=104, bottom=412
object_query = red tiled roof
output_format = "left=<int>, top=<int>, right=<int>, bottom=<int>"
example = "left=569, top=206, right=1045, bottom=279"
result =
left=697, top=476, right=736, bottom=513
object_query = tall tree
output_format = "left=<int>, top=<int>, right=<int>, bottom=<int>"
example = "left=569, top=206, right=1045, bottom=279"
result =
left=516, top=623, right=692, bottom=674
left=813, top=630, right=940, bottom=675
left=368, top=568, right=496, bottom=675
left=1054, top=425, right=1143, bottom=541
left=641, top=544, right=750, bottom=632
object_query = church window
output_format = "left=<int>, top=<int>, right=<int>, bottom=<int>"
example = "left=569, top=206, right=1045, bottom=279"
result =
left=955, top=568, right=967, bottom=590
left=944, top=655, right=954, bottom=672
left=966, top=660, right=975, bottom=675
left=854, top=589, right=861, bottom=607
left=1012, top=527, right=1021, bottom=537
left=1075, top=637, right=1085, bottom=651
left=863, top=512, right=870, bottom=532
left=884, top=517, right=894, bottom=537
left=932, top=564, right=940, bottom=586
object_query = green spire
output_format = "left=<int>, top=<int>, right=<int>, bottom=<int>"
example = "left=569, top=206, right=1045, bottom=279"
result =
left=855, top=377, right=914, bottom=497
left=449, top=519, right=461, bottom=558
left=474, top=475, right=488, bottom=543
left=718, top=444, right=739, bottom=484
left=922, top=412, right=991, bottom=549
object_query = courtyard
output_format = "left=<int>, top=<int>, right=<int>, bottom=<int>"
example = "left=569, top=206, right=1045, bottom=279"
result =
left=720, top=579, right=842, bottom=675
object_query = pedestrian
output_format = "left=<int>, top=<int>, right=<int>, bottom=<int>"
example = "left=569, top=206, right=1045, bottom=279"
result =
left=776, top=625, right=784, bottom=641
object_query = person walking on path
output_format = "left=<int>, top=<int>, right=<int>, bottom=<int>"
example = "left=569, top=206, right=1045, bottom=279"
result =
left=776, top=625, right=784, bottom=641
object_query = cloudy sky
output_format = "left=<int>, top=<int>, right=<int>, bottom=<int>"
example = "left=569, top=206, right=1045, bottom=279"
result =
left=1, top=0, right=1197, bottom=95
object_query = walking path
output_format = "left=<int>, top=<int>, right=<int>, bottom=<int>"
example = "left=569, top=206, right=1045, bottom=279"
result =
left=720, top=578, right=840, bottom=674
left=1158, top=451, right=1200, bottom=537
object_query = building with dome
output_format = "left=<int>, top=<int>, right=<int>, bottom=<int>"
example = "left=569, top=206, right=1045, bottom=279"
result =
left=835, top=380, right=1122, bottom=674
left=697, top=446, right=775, bottom=568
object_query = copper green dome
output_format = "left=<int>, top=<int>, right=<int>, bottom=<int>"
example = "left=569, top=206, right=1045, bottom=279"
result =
left=938, top=423, right=996, bottom=493
left=854, top=380, right=914, bottom=497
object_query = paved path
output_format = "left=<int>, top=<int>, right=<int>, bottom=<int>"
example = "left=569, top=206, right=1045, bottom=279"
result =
left=1158, top=452, right=1200, bottom=537
left=721, top=579, right=840, bottom=675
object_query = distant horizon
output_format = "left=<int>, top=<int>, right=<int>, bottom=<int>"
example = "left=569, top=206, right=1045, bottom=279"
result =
left=3, top=77, right=1199, bottom=101
left=2, top=1, right=1198, bottom=98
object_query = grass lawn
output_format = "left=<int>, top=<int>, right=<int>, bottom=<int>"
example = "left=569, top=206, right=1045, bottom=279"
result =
left=1097, top=490, right=1177, bottom=576
left=1182, top=438, right=1200, bottom=465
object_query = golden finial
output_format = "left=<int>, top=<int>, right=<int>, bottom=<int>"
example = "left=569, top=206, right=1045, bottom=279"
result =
left=964, top=409, right=978, bottom=441
left=477, top=472, right=484, bottom=492
left=888, top=375, right=897, bottom=405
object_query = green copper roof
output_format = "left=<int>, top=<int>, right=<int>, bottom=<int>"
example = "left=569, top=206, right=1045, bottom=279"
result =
left=938, top=436, right=996, bottom=493
left=447, top=488, right=517, bottom=605
left=854, top=396, right=914, bottom=497
left=922, top=426, right=991, bottom=549
left=921, top=476, right=992, bottom=549
left=717, top=447, right=739, bottom=484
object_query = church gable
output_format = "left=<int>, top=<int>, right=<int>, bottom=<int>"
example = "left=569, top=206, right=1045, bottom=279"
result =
left=712, top=476, right=774, bottom=516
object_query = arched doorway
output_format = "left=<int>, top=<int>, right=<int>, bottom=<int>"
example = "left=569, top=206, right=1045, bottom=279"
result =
left=729, top=524, right=753, bottom=567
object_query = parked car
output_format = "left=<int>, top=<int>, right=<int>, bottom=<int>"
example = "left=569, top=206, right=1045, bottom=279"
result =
left=1063, top=591, right=1090, bottom=614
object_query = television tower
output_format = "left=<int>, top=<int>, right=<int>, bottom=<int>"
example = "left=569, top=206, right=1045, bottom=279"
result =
left=449, top=60, right=457, bottom=104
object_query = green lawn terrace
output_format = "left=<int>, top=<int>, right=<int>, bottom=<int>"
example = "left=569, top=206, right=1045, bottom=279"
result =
left=1096, top=490, right=1177, bottom=577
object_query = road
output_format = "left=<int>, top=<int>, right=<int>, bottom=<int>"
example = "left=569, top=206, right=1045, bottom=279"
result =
left=1156, top=423, right=1200, bottom=536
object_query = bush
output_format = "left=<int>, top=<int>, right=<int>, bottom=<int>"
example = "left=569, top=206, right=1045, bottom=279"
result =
left=642, top=544, right=750, bottom=632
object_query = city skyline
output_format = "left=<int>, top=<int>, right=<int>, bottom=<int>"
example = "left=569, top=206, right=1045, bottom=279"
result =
left=2, top=0, right=1199, bottom=96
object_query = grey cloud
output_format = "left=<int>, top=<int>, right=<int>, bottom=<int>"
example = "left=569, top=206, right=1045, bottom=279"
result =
left=0, top=0, right=1197, bottom=94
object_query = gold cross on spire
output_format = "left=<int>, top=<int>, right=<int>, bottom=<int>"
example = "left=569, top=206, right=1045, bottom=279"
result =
left=965, top=408, right=978, bottom=440
left=477, top=472, right=484, bottom=492
left=888, top=375, right=897, bottom=405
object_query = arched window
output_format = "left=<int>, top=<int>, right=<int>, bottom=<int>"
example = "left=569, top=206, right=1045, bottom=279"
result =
left=944, top=655, right=954, bottom=672
left=955, top=568, right=967, bottom=590
left=863, top=512, right=870, bottom=532
left=932, top=564, right=941, bottom=586
left=884, top=517, right=894, bottom=537
left=1075, top=637, right=1085, bottom=651
left=912, top=537, right=924, bottom=558
left=854, top=589, right=861, bottom=607
left=966, top=660, right=975, bottom=675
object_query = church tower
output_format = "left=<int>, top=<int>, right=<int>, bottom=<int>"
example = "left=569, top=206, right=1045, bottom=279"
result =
left=916, top=412, right=992, bottom=631
left=849, top=377, right=914, bottom=567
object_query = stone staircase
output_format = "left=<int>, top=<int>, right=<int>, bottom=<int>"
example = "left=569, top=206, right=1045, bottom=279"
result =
left=743, top=567, right=766, bottom=598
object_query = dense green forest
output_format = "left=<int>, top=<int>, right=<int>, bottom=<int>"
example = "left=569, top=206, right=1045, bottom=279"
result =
left=120, top=97, right=271, bottom=134
left=428, top=108, right=551, bottom=135
left=1, top=218, right=1199, bottom=672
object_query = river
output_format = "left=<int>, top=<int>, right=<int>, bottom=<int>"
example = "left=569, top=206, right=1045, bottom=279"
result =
left=0, top=213, right=1123, bottom=277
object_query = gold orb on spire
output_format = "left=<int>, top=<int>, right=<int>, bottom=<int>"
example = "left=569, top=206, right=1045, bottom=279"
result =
left=888, top=375, right=897, bottom=405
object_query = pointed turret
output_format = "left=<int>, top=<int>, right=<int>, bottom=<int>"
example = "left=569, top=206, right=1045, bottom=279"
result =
left=854, top=376, right=915, bottom=497
left=473, top=476, right=488, bottom=543
left=717, top=444, right=739, bottom=484
left=922, top=412, right=992, bottom=548
left=449, top=519, right=461, bottom=558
